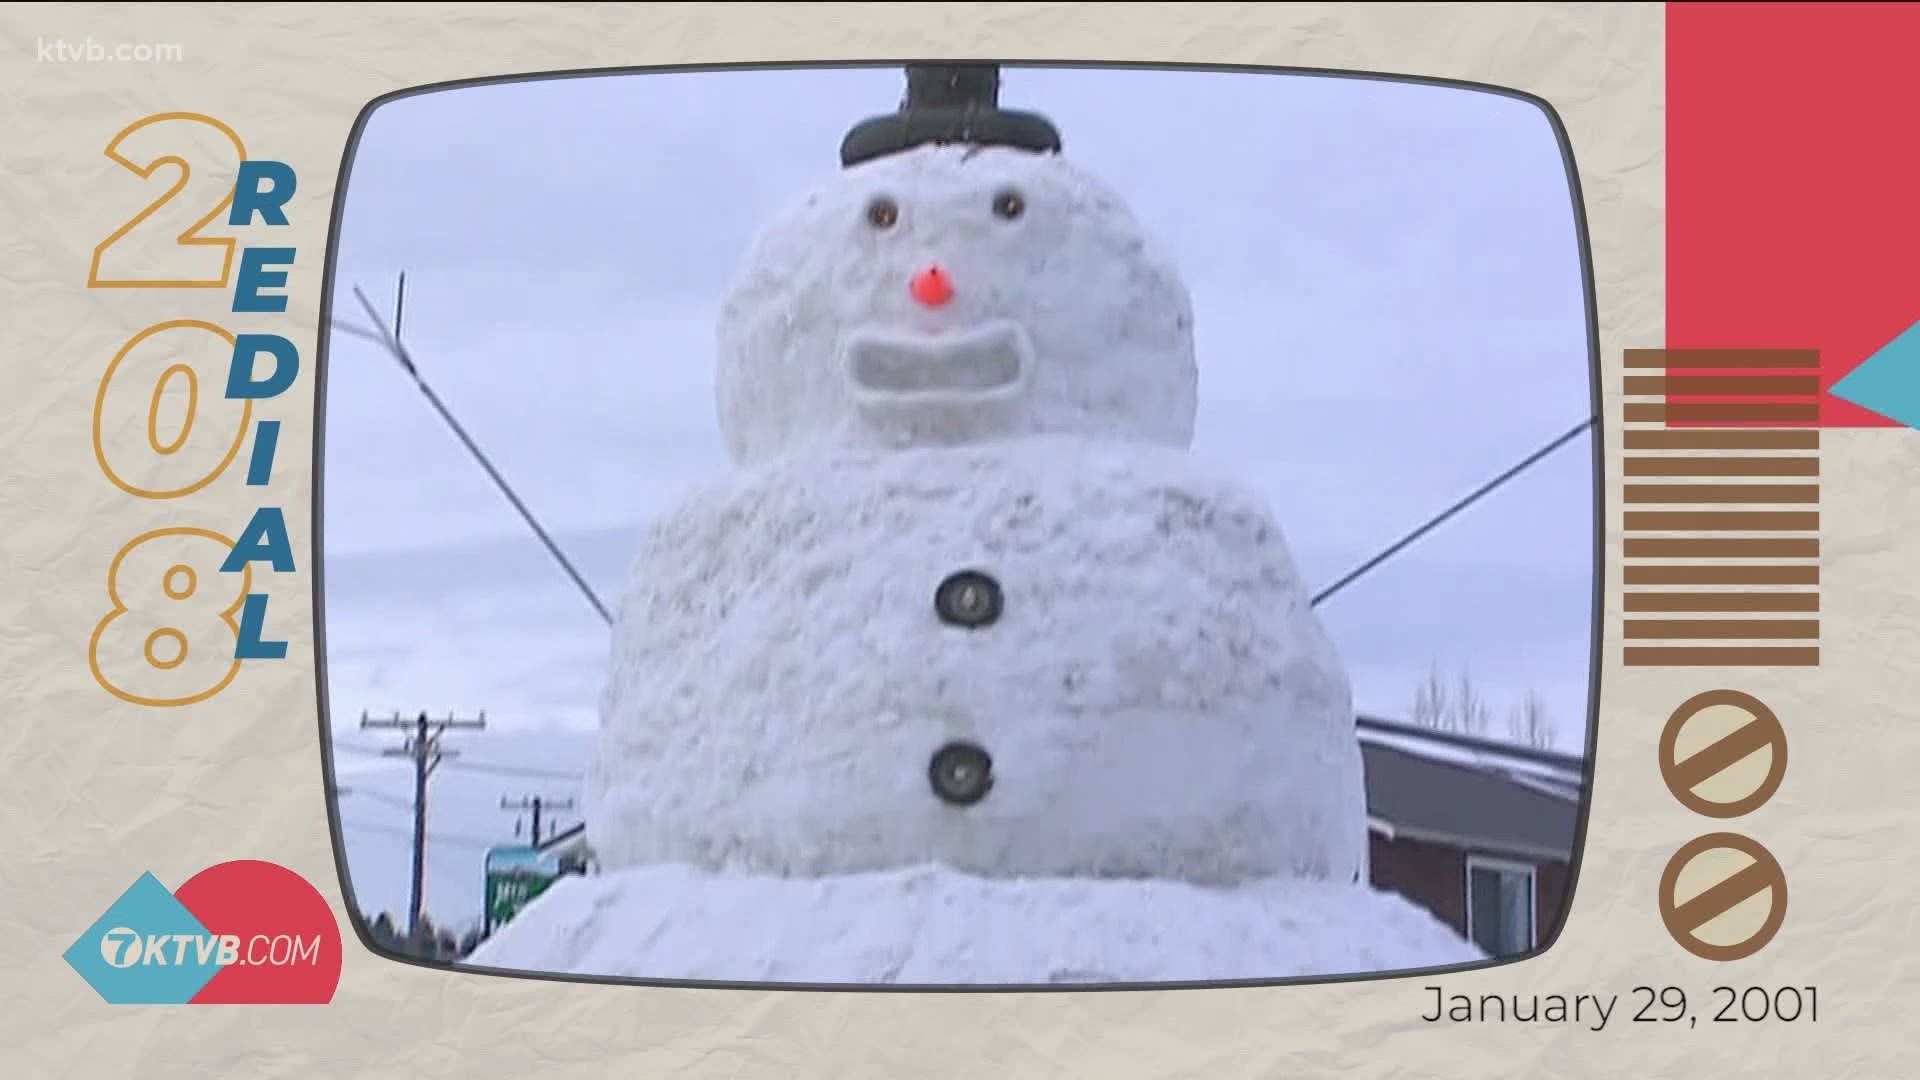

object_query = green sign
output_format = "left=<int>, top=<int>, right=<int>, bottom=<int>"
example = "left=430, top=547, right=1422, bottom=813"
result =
left=482, top=846, right=562, bottom=933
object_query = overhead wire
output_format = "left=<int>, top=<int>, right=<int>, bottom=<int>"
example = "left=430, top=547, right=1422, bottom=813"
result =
left=1309, top=417, right=1596, bottom=608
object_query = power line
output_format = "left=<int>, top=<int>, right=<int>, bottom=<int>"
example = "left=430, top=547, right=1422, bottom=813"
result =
left=336, top=731, right=585, bottom=781
left=337, top=818, right=505, bottom=851
left=437, top=759, right=583, bottom=782
left=1310, top=417, right=1596, bottom=609
left=337, top=744, right=583, bottom=782
left=332, top=733, right=392, bottom=751
left=333, top=274, right=614, bottom=626
left=340, top=786, right=416, bottom=811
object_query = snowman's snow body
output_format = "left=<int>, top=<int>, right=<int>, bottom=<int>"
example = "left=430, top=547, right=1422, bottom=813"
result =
left=583, top=143, right=1370, bottom=889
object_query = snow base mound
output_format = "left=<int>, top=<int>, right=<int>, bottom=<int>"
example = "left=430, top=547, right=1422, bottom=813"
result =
left=465, top=863, right=1485, bottom=985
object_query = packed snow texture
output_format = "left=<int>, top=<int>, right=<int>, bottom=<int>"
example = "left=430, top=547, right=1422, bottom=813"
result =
left=465, top=862, right=1485, bottom=984
left=564, top=138, right=1476, bottom=979
left=585, top=436, right=1369, bottom=887
left=714, top=144, right=1198, bottom=465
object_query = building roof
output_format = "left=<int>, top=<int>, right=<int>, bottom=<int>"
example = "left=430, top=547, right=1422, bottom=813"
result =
left=539, top=715, right=1589, bottom=864
left=1354, top=715, right=1586, bottom=803
left=1356, top=718, right=1584, bottom=863
left=1356, top=713, right=1585, bottom=773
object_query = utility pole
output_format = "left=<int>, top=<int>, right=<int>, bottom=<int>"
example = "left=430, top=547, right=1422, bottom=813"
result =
left=360, top=709, right=487, bottom=940
left=501, top=793, right=575, bottom=848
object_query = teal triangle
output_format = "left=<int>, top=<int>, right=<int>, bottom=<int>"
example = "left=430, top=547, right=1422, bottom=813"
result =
left=1831, top=320, right=1920, bottom=430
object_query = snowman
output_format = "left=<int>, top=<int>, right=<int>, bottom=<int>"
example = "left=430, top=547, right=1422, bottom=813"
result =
left=470, top=67, right=1483, bottom=983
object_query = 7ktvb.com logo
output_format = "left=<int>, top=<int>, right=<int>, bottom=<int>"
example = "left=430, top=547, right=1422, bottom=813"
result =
left=96, top=924, right=322, bottom=971
left=65, top=860, right=342, bottom=1005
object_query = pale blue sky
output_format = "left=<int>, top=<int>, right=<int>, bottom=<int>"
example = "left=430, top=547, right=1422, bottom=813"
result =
left=321, top=65, right=1595, bottom=751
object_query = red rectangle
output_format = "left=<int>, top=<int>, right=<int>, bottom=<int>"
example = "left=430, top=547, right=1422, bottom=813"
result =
left=1667, top=2, right=1920, bottom=427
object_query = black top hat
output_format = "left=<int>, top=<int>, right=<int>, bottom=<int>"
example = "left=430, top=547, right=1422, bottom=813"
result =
left=840, top=63, right=1062, bottom=167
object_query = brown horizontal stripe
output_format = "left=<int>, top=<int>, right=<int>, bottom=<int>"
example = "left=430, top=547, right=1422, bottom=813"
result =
left=1623, top=429, right=1819, bottom=450
left=1623, top=592, right=1820, bottom=613
left=1624, top=456, right=1819, bottom=477
left=1623, top=537, right=1820, bottom=558
left=1624, top=619, right=1819, bottom=640
left=1625, top=565, right=1819, bottom=585
left=1678, top=375, right=1820, bottom=395
left=1671, top=715, right=1782, bottom=793
left=1623, top=348, right=1820, bottom=369
left=1665, top=402, right=1821, bottom=423
left=1625, top=484, right=1818, bottom=504
left=1624, top=402, right=1667, bottom=422
left=1625, top=375, right=1823, bottom=396
left=1668, top=858, right=1782, bottom=934
left=1625, top=646, right=1820, bottom=667
left=1624, top=511, right=1818, bottom=531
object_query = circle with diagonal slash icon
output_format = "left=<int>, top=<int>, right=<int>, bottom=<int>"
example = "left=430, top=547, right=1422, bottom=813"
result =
left=1659, top=832, right=1788, bottom=962
left=1659, top=689, right=1788, bottom=819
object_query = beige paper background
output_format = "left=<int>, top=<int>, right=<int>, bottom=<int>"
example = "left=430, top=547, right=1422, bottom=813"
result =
left=3, top=2, right=1915, bottom=1076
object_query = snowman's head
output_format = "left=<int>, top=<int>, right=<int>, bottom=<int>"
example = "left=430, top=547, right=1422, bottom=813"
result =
left=716, top=145, right=1198, bottom=465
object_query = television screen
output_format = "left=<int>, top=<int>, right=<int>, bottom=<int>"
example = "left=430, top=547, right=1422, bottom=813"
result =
left=318, top=62, right=1596, bottom=986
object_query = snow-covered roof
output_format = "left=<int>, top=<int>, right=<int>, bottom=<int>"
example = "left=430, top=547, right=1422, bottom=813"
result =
left=1355, top=715, right=1584, bottom=862
left=1354, top=714, right=1585, bottom=794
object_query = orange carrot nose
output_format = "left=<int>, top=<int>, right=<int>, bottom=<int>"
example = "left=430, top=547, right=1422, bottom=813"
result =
left=910, top=264, right=955, bottom=307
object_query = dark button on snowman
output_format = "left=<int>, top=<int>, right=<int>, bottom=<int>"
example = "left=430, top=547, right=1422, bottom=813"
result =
left=928, top=740, right=993, bottom=806
left=934, top=569, right=1001, bottom=630
left=584, top=64, right=1374, bottom=892
left=929, top=568, right=1002, bottom=805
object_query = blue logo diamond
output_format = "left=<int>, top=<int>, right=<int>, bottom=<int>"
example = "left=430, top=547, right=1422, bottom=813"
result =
left=64, top=872, right=223, bottom=1005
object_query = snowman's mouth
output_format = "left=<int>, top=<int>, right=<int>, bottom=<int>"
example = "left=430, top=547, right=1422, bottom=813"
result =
left=844, top=322, right=1030, bottom=401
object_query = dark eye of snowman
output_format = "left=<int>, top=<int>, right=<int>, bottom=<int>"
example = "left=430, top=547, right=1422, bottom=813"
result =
left=866, top=196, right=899, bottom=229
left=992, top=190, right=1025, bottom=220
